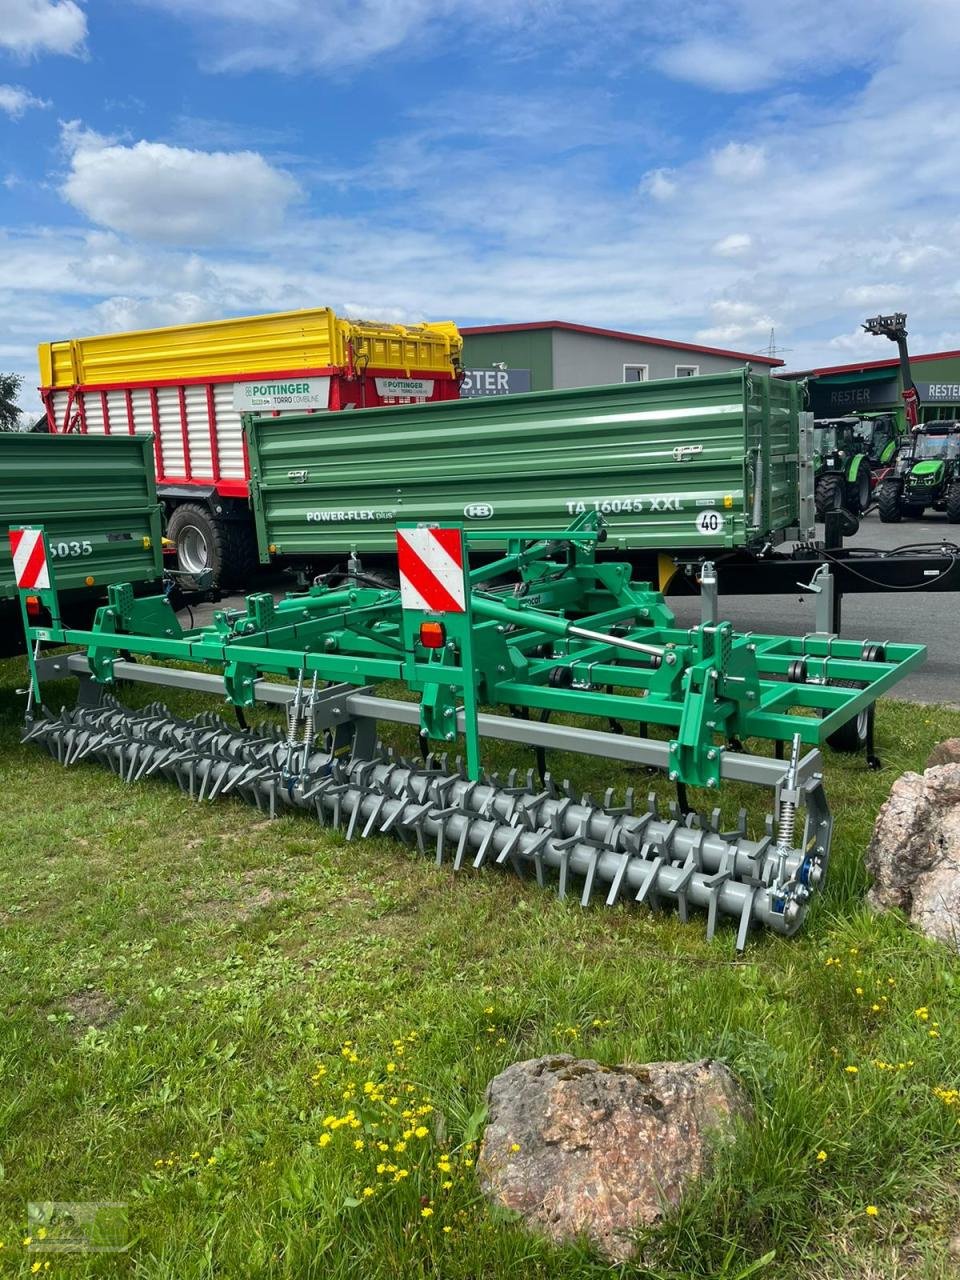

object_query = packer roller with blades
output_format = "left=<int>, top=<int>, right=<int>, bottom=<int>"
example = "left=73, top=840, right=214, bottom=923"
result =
left=15, top=513, right=925, bottom=948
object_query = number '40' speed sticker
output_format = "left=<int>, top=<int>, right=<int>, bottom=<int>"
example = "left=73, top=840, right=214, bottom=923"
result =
left=695, top=510, right=725, bottom=535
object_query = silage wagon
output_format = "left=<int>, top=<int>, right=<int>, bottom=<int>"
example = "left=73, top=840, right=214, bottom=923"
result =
left=37, top=307, right=463, bottom=587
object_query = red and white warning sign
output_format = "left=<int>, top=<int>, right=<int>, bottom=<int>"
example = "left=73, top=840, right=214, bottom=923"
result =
left=8, top=527, right=50, bottom=591
left=396, top=526, right=466, bottom=614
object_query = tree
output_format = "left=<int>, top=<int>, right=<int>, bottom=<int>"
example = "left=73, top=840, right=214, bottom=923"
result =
left=0, top=372, right=24, bottom=431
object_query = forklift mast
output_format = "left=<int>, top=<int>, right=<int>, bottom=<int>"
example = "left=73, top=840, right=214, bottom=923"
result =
left=863, top=312, right=920, bottom=428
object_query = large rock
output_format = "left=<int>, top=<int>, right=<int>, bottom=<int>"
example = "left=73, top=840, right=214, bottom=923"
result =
left=926, top=739, right=960, bottom=771
left=865, top=764, right=960, bottom=949
left=477, top=1054, right=751, bottom=1264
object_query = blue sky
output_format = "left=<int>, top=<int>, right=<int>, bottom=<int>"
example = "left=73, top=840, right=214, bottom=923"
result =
left=2, top=0, right=960, bottom=414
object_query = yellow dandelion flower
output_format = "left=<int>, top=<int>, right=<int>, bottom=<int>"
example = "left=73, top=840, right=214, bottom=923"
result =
left=443, top=1225, right=452, bottom=1233
left=318, top=1133, right=332, bottom=1148
left=421, top=1206, right=433, bottom=1218
left=865, top=1205, right=878, bottom=1217
left=394, top=1141, right=407, bottom=1153
left=509, top=1143, right=521, bottom=1153
left=31, top=1263, right=42, bottom=1276
left=442, top=1179, right=454, bottom=1189
left=414, top=1126, right=429, bottom=1139
left=389, top=1096, right=399, bottom=1107
left=191, top=1150, right=201, bottom=1160
left=915, top=1007, right=929, bottom=1020
left=855, top=987, right=864, bottom=996
left=845, top=1065, right=859, bottom=1075
left=463, top=1158, right=474, bottom=1168
left=872, top=1004, right=881, bottom=1012
left=929, top=1029, right=940, bottom=1038
left=354, top=1139, right=365, bottom=1150
left=362, top=1187, right=375, bottom=1198
left=816, top=1150, right=827, bottom=1162
left=23, top=1237, right=32, bottom=1247
left=386, top=1062, right=396, bottom=1073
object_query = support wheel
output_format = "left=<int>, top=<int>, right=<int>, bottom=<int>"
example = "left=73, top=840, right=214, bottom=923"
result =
left=946, top=482, right=960, bottom=524
left=166, top=503, right=257, bottom=590
left=815, top=473, right=845, bottom=521
left=823, top=679, right=869, bottom=753
left=877, top=483, right=902, bottom=523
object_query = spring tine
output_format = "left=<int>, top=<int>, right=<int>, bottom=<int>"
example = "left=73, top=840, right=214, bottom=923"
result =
left=735, top=888, right=757, bottom=952
left=604, top=850, right=631, bottom=906
left=635, top=856, right=664, bottom=906
left=494, top=825, right=523, bottom=869
left=472, top=820, right=498, bottom=870
left=361, top=793, right=389, bottom=840
left=703, top=871, right=731, bottom=942
left=580, top=848, right=601, bottom=906
left=452, top=819, right=472, bottom=871
left=674, top=857, right=695, bottom=923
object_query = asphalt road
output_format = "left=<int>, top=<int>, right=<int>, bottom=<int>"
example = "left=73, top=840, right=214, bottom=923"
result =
left=667, top=511, right=959, bottom=706
left=201, top=511, right=959, bottom=708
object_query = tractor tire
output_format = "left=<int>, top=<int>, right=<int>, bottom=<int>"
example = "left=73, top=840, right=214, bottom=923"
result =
left=852, top=466, right=871, bottom=515
left=814, top=473, right=845, bottom=520
left=946, top=482, right=960, bottom=524
left=877, top=483, right=902, bottom=523
left=823, top=679, right=869, bottom=753
left=166, top=503, right=258, bottom=591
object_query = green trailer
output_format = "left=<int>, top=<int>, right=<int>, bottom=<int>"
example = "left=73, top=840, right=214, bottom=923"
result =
left=247, top=370, right=813, bottom=564
left=1, top=432, right=163, bottom=622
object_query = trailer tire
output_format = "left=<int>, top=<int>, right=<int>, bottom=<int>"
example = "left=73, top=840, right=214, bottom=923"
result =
left=824, top=679, right=869, bottom=753
left=877, top=483, right=902, bottom=523
left=946, top=483, right=960, bottom=524
left=815, top=473, right=845, bottom=520
left=166, top=503, right=257, bottom=590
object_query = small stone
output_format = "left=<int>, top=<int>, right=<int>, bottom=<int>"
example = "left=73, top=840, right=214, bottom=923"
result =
left=478, top=1055, right=751, bottom=1264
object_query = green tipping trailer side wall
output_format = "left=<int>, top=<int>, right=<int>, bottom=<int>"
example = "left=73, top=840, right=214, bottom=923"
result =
left=246, top=370, right=809, bottom=560
left=0, top=433, right=163, bottom=604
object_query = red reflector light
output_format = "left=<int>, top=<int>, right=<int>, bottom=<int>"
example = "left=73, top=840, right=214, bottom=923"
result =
left=25, top=595, right=41, bottom=618
left=419, top=621, right=446, bottom=649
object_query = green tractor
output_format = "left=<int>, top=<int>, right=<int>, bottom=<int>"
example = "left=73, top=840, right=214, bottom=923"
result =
left=877, top=422, right=960, bottom=522
left=813, top=417, right=875, bottom=519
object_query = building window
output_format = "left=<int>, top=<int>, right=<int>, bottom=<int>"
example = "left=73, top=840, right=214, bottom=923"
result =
left=675, top=364, right=699, bottom=377
left=623, top=364, right=648, bottom=382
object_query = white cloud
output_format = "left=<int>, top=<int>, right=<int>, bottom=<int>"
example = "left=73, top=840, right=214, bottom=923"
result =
left=713, top=233, right=752, bottom=258
left=710, top=143, right=766, bottom=180
left=641, top=168, right=677, bottom=201
left=0, top=83, right=50, bottom=117
left=60, top=124, right=300, bottom=245
left=0, top=0, right=86, bottom=57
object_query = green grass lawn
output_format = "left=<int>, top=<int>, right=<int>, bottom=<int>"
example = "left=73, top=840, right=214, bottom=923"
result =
left=0, top=654, right=958, bottom=1279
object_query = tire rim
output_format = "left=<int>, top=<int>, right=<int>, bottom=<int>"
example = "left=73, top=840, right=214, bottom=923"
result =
left=854, top=708, right=868, bottom=741
left=178, top=524, right=209, bottom=575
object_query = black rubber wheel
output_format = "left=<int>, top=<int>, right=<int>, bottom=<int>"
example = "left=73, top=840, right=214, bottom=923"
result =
left=166, top=503, right=258, bottom=590
left=877, top=482, right=902, bottom=523
left=946, top=482, right=960, bottom=524
left=852, top=466, right=871, bottom=515
left=815, top=473, right=845, bottom=521
left=823, top=679, right=869, bottom=753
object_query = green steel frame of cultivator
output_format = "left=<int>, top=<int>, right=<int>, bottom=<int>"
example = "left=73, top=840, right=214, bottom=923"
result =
left=17, top=514, right=925, bottom=947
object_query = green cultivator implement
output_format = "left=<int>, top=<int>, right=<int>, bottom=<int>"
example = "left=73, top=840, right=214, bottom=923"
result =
left=15, top=516, right=924, bottom=948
